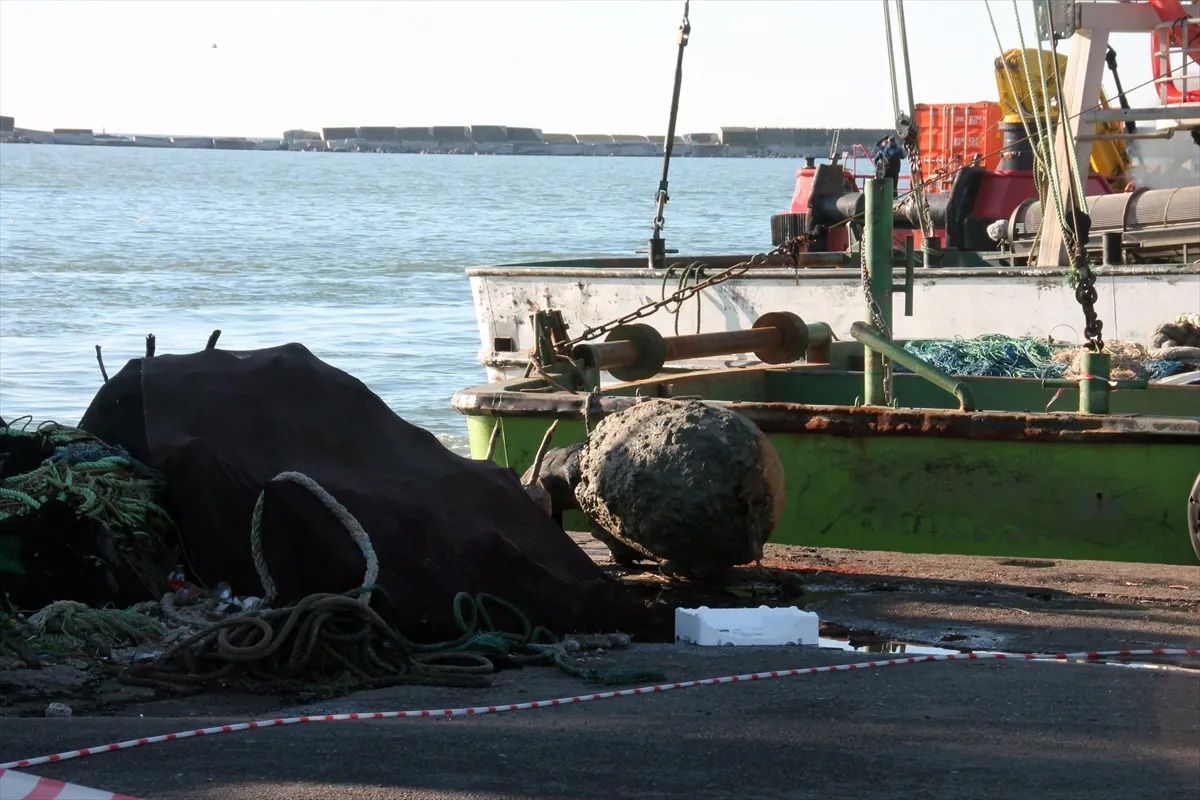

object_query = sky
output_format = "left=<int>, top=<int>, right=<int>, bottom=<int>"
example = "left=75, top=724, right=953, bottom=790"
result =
left=0, top=0, right=1167, bottom=138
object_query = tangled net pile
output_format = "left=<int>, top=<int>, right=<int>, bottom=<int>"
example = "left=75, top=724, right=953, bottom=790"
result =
left=0, top=419, right=179, bottom=595
left=902, top=315, right=1200, bottom=382
left=0, top=600, right=167, bottom=669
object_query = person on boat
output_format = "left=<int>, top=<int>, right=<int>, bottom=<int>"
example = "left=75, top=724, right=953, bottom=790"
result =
left=873, top=135, right=905, bottom=193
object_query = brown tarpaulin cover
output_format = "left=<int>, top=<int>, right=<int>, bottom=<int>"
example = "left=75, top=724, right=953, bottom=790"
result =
left=79, top=344, right=645, bottom=641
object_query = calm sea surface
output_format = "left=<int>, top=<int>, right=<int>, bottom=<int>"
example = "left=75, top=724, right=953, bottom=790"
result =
left=0, top=144, right=817, bottom=452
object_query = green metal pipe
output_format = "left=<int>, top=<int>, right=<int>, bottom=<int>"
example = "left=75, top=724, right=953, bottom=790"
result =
left=851, top=321, right=977, bottom=411
left=1079, top=351, right=1111, bottom=414
left=863, top=178, right=895, bottom=406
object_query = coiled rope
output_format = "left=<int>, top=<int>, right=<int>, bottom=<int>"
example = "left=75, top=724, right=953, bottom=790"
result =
left=120, top=471, right=662, bottom=696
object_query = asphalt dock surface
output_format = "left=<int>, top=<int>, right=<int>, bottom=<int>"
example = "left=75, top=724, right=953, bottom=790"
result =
left=2, top=543, right=1198, bottom=800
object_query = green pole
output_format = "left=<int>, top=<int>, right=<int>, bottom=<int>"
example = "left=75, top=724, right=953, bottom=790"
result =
left=1078, top=350, right=1111, bottom=414
left=863, top=177, right=895, bottom=406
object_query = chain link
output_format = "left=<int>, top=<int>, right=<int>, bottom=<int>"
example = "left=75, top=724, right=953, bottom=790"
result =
left=559, top=243, right=795, bottom=348
left=1066, top=209, right=1104, bottom=351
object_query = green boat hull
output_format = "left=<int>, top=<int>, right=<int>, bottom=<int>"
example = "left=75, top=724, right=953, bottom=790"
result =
left=456, top=370, right=1200, bottom=566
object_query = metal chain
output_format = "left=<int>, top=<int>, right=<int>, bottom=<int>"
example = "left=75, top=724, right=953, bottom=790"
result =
left=904, top=146, right=936, bottom=237
left=1066, top=210, right=1104, bottom=351
left=1075, top=259, right=1103, bottom=350
left=859, top=241, right=894, bottom=406
left=560, top=243, right=794, bottom=348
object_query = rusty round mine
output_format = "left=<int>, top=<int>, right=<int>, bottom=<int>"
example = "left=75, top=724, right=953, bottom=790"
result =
left=752, top=311, right=810, bottom=364
left=605, top=323, right=668, bottom=383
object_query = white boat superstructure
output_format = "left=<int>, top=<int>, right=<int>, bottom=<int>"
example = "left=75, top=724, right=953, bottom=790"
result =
left=469, top=260, right=1199, bottom=381
left=465, top=0, right=1200, bottom=383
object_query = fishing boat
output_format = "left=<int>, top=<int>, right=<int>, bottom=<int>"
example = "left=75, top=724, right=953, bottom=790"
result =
left=452, top=0, right=1200, bottom=567
left=467, top=0, right=1200, bottom=384
left=454, top=178, right=1200, bottom=566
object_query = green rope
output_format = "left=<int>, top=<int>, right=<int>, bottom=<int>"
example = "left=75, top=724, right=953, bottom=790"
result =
left=0, top=423, right=179, bottom=597
left=27, top=600, right=168, bottom=646
left=108, top=585, right=663, bottom=694
left=362, top=586, right=665, bottom=685
left=1011, top=4, right=1067, bottom=233
left=1, top=602, right=168, bottom=669
left=1041, top=0, right=1088, bottom=204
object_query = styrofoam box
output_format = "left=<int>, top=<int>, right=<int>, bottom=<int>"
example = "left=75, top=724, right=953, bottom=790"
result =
left=674, top=605, right=819, bottom=647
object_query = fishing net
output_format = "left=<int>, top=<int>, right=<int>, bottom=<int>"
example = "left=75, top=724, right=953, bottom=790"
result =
left=0, top=419, right=180, bottom=608
left=0, top=600, right=166, bottom=670
left=901, top=334, right=1190, bottom=381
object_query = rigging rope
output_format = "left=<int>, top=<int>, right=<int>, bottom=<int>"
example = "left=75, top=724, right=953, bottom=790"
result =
left=895, top=0, right=918, bottom=124
left=1026, top=0, right=1103, bottom=349
left=1012, top=1, right=1069, bottom=237
left=1043, top=0, right=1089, bottom=205
left=881, top=0, right=934, bottom=237
left=882, top=1, right=902, bottom=122
left=984, top=3, right=1048, bottom=210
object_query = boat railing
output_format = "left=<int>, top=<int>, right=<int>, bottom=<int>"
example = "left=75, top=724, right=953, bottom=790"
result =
left=1153, top=16, right=1200, bottom=105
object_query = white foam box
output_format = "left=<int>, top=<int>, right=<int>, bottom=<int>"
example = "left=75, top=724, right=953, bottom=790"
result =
left=674, top=605, right=819, bottom=647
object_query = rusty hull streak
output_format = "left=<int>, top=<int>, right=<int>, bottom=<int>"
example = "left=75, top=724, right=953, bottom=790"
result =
left=727, top=402, right=1186, bottom=443
left=450, top=388, right=1200, bottom=445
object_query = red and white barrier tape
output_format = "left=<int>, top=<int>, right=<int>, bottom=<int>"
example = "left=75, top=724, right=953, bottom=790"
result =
left=2, top=648, right=1195, bottom=772
left=0, top=766, right=137, bottom=799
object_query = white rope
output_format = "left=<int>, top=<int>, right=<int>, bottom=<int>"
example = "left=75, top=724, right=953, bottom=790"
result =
left=249, top=471, right=380, bottom=608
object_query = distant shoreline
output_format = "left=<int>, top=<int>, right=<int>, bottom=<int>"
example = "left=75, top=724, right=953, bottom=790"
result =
left=0, top=121, right=894, bottom=159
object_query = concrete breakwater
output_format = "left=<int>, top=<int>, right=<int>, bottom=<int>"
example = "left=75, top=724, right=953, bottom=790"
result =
left=0, top=119, right=894, bottom=158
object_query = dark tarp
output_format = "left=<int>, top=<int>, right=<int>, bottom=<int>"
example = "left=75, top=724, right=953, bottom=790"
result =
left=78, top=344, right=646, bottom=641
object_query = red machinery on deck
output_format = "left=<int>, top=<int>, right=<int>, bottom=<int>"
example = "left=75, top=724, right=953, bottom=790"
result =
left=772, top=0, right=1200, bottom=259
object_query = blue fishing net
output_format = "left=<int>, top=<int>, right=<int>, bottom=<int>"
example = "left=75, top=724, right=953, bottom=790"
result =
left=896, top=335, right=1186, bottom=381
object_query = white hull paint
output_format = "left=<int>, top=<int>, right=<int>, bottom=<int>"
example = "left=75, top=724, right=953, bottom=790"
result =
left=469, top=263, right=1200, bottom=382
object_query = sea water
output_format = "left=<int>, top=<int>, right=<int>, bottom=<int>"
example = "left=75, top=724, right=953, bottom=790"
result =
left=0, top=144, right=863, bottom=452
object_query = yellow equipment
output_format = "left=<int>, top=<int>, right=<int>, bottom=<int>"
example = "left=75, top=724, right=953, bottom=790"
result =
left=993, top=48, right=1132, bottom=186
